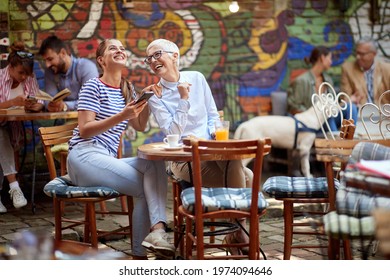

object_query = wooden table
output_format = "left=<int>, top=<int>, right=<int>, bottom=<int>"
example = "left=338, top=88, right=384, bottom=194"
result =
left=137, top=141, right=258, bottom=162
left=0, top=111, right=78, bottom=213
left=137, top=142, right=192, bottom=162
left=0, top=111, right=78, bottom=121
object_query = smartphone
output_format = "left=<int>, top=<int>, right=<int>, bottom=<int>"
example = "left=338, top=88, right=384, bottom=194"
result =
left=134, top=91, right=154, bottom=104
left=27, top=96, right=37, bottom=103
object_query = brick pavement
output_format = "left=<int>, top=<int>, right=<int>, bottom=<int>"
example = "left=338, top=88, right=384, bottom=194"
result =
left=0, top=168, right=384, bottom=260
left=0, top=183, right=323, bottom=260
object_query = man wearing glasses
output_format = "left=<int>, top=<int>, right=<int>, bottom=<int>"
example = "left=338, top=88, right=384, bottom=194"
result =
left=38, top=35, right=99, bottom=112
left=340, top=36, right=390, bottom=106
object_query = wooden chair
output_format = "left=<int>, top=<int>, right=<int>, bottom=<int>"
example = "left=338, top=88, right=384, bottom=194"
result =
left=321, top=90, right=390, bottom=259
left=178, top=138, right=271, bottom=260
left=262, top=82, right=355, bottom=259
left=54, top=125, right=128, bottom=214
left=171, top=110, right=225, bottom=255
left=38, top=122, right=133, bottom=249
left=320, top=140, right=390, bottom=259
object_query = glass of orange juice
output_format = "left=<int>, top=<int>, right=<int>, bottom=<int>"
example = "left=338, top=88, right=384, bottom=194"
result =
left=215, top=120, right=230, bottom=140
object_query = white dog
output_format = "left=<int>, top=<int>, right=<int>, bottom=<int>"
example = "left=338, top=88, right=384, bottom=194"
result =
left=234, top=105, right=326, bottom=177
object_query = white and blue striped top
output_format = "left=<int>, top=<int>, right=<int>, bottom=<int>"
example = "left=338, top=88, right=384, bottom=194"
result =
left=69, top=77, right=127, bottom=157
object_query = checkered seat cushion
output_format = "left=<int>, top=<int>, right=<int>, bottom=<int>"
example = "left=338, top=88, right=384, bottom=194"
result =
left=323, top=211, right=375, bottom=237
left=263, top=176, right=340, bottom=198
left=334, top=141, right=390, bottom=216
left=323, top=142, right=390, bottom=237
left=180, top=187, right=269, bottom=213
left=335, top=187, right=390, bottom=217
left=43, top=175, right=121, bottom=198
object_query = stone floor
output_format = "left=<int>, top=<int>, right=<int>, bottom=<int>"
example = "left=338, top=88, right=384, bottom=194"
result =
left=0, top=167, right=385, bottom=260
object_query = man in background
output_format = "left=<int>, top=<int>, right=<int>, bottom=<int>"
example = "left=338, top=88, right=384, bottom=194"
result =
left=341, top=36, right=390, bottom=107
left=38, top=35, right=99, bottom=112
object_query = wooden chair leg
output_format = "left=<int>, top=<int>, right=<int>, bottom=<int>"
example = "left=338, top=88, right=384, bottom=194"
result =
left=54, top=198, right=63, bottom=248
left=120, top=196, right=128, bottom=212
left=184, top=217, right=194, bottom=259
left=86, top=202, right=98, bottom=248
left=83, top=204, right=91, bottom=244
left=327, top=235, right=342, bottom=259
left=283, top=201, right=294, bottom=260
left=99, top=201, right=107, bottom=217
left=343, top=239, right=353, bottom=259
left=172, top=180, right=184, bottom=255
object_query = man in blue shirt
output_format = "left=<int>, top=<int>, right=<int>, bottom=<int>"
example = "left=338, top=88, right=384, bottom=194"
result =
left=38, top=35, right=99, bottom=112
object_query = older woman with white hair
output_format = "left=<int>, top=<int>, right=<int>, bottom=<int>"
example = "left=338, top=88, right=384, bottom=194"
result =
left=143, top=38, right=252, bottom=255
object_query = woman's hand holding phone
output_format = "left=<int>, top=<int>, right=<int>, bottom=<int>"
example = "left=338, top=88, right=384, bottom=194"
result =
left=133, top=91, right=154, bottom=104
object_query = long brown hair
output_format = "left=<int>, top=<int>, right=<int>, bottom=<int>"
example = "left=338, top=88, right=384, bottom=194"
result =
left=7, top=41, right=34, bottom=76
left=95, top=39, right=134, bottom=104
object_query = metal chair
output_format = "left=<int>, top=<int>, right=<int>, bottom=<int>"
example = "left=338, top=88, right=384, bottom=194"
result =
left=178, top=138, right=271, bottom=260
left=38, top=122, right=133, bottom=249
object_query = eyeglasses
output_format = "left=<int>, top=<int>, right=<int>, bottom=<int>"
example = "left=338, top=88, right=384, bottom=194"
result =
left=354, top=51, right=373, bottom=57
left=144, top=50, right=173, bottom=65
left=16, top=51, right=34, bottom=59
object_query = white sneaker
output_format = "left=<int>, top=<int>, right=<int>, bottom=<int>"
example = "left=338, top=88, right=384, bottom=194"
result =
left=9, top=188, right=27, bottom=208
left=142, top=229, right=175, bottom=257
left=0, top=199, right=7, bottom=213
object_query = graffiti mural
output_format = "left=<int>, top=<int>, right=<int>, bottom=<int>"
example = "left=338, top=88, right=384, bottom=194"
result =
left=2, top=0, right=389, bottom=155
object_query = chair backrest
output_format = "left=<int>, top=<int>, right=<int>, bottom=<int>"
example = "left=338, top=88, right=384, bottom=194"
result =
left=182, top=138, right=271, bottom=216
left=311, top=82, right=354, bottom=140
left=359, top=90, right=390, bottom=140
left=38, top=122, right=77, bottom=180
left=315, top=138, right=390, bottom=210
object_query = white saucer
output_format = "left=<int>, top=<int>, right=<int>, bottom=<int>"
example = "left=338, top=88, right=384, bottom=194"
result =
left=163, top=144, right=183, bottom=151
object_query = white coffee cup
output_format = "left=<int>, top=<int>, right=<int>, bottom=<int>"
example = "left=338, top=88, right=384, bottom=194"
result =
left=163, top=134, right=180, bottom=147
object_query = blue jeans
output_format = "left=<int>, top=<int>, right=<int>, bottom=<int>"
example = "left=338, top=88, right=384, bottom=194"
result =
left=67, top=141, right=168, bottom=256
left=327, top=102, right=358, bottom=132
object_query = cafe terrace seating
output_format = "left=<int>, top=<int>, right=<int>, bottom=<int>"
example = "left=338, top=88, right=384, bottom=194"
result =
left=263, top=82, right=355, bottom=259
left=38, top=122, right=133, bottom=249
left=322, top=90, right=390, bottom=259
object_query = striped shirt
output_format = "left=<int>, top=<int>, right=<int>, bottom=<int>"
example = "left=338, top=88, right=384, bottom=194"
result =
left=0, top=65, right=40, bottom=103
left=68, top=77, right=127, bottom=157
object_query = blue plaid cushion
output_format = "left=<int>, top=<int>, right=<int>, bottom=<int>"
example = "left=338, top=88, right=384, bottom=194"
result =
left=43, top=175, right=121, bottom=198
left=335, top=187, right=390, bottom=217
left=180, top=187, right=268, bottom=213
left=335, top=142, right=390, bottom=217
left=348, top=142, right=390, bottom=166
left=263, top=176, right=339, bottom=198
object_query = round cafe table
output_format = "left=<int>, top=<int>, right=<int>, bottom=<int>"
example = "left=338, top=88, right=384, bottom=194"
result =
left=137, top=142, right=192, bottom=162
